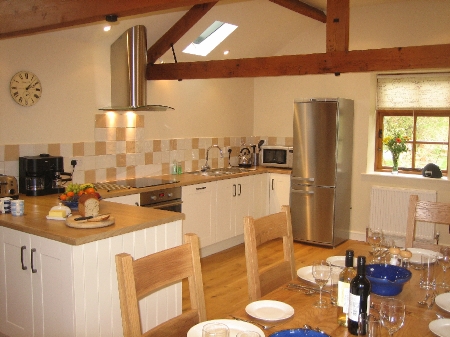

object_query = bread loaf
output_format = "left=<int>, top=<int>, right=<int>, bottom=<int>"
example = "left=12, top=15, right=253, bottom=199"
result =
left=78, top=194, right=100, bottom=217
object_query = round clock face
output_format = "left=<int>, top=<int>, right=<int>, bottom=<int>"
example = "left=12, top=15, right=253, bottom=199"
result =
left=10, top=71, right=42, bottom=107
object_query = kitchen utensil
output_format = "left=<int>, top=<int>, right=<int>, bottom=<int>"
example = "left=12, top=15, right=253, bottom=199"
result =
left=239, top=147, right=252, bottom=167
left=251, top=145, right=259, bottom=167
left=228, top=148, right=232, bottom=168
left=257, top=140, right=265, bottom=152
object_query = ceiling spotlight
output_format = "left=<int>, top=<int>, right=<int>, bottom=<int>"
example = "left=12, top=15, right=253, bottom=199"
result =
left=223, top=50, right=229, bottom=55
left=105, top=14, right=118, bottom=22
left=104, top=25, right=112, bottom=32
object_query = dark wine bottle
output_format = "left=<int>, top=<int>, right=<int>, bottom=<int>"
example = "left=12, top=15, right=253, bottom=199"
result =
left=337, top=249, right=356, bottom=327
left=347, top=256, right=371, bottom=335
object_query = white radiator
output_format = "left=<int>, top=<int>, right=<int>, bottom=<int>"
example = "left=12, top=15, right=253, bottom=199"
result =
left=369, top=186, right=437, bottom=242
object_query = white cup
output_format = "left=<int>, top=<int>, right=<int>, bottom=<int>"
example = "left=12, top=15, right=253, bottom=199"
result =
left=420, top=254, right=436, bottom=290
left=1, top=197, right=12, bottom=213
left=11, top=200, right=24, bottom=216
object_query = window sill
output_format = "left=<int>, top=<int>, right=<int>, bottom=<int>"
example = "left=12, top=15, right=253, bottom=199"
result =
left=362, top=171, right=450, bottom=186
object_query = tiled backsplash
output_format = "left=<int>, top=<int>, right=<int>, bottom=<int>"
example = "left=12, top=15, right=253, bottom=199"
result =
left=0, top=113, right=292, bottom=185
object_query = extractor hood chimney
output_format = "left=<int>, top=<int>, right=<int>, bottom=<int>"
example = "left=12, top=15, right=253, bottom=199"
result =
left=100, top=25, right=174, bottom=111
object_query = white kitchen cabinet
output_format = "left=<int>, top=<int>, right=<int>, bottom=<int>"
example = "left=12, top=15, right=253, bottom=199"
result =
left=0, top=227, right=74, bottom=337
left=216, top=176, right=254, bottom=241
left=182, top=182, right=217, bottom=248
left=252, top=173, right=269, bottom=219
left=103, top=193, right=140, bottom=206
left=269, top=173, right=291, bottom=214
left=0, top=220, right=182, bottom=337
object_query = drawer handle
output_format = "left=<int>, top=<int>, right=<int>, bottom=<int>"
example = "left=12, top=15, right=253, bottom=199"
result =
left=196, top=186, right=206, bottom=190
left=21, top=245, right=27, bottom=270
left=31, top=248, right=37, bottom=273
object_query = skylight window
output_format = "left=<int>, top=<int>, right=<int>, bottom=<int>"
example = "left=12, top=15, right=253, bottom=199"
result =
left=183, top=21, right=237, bottom=57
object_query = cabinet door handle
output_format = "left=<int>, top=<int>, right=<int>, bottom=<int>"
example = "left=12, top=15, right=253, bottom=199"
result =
left=31, top=248, right=37, bottom=273
left=238, top=184, right=242, bottom=196
left=21, top=245, right=27, bottom=270
left=271, top=179, right=274, bottom=190
left=196, top=186, right=206, bottom=190
left=233, top=184, right=236, bottom=197
left=134, top=202, right=139, bottom=206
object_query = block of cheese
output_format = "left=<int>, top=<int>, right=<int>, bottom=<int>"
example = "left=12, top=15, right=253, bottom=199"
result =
left=78, top=194, right=100, bottom=217
left=49, top=209, right=66, bottom=218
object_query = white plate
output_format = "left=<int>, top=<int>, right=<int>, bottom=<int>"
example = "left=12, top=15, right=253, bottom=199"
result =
left=187, top=319, right=264, bottom=337
left=245, top=300, right=294, bottom=321
left=296, top=266, right=339, bottom=286
left=326, top=256, right=357, bottom=268
left=436, top=293, right=450, bottom=313
left=46, top=215, right=70, bottom=220
left=429, top=318, right=450, bottom=337
left=407, top=248, right=442, bottom=264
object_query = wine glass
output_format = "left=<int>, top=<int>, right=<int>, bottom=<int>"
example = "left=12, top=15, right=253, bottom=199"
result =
left=367, top=228, right=383, bottom=255
left=439, top=246, right=450, bottom=291
left=312, top=260, right=331, bottom=308
left=380, top=298, right=405, bottom=337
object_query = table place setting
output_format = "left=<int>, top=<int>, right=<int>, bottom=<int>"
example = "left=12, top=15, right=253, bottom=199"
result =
left=187, top=319, right=265, bottom=336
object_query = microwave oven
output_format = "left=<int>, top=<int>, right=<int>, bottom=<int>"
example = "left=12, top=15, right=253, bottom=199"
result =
left=260, top=145, right=293, bottom=168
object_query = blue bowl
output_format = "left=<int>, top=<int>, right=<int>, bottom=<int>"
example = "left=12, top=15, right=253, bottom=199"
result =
left=366, top=264, right=412, bottom=296
left=61, top=200, right=78, bottom=210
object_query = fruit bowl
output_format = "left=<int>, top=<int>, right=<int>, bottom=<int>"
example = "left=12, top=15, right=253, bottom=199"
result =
left=61, top=200, right=79, bottom=210
left=366, top=264, right=412, bottom=296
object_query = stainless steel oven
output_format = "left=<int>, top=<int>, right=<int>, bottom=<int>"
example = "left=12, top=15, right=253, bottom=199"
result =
left=139, top=186, right=182, bottom=212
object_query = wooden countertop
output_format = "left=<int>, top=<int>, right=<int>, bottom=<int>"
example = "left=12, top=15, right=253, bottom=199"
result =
left=0, top=167, right=289, bottom=246
left=99, top=167, right=292, bottom=198
left=0, top=195, right=184, bottom=246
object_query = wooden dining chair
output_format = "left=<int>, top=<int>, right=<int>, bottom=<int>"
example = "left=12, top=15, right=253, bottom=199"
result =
left=405, top=194, right=450, bottom=252
left=115, top=233, right=206, bottom=337
left=244, top=205, right=296, bottom=302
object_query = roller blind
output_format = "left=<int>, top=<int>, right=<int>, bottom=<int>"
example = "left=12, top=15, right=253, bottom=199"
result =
left=376, top=73, right=450, bottom=109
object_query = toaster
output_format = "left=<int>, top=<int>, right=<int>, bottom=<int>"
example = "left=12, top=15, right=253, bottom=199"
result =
left=0, top=175, right=19, bottom=198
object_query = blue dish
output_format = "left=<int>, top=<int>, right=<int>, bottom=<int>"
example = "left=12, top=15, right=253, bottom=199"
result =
left=269, top=329, right=327, bottom=337
left=62, top=200, right=78, bottom=210
left=366, top=264, right=412, bottom=296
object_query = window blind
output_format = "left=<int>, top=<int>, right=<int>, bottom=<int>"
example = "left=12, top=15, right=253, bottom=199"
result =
left=376, top=73, right=450, bottom=109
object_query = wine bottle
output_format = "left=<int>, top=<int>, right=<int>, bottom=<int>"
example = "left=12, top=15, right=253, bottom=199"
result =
left=347, top=256, right=371, bottom=335
left=337, top=250, right=356, bottom=327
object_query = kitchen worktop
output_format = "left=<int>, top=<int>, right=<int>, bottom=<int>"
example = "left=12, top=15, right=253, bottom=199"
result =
left=0, top=194, right=184, bottom=245
left=97, top=166, right=292, bottom=198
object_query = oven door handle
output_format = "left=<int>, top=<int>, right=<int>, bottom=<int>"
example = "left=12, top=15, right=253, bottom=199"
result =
left=147, top=200, right=183, bottom=210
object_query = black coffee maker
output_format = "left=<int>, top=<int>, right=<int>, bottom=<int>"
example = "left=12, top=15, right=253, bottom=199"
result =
left=19, top=154, right=72, bottom=196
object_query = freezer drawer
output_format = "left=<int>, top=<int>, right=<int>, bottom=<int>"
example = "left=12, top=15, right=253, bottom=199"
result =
left=290, top=185, right=335, bottom=245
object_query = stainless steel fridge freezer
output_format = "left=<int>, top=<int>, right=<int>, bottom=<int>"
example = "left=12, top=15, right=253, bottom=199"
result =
left=290, top=98, right=354, bottom=247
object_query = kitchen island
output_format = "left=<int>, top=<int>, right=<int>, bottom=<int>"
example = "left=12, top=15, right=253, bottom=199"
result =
left=0, top=195, right=184, bottom=337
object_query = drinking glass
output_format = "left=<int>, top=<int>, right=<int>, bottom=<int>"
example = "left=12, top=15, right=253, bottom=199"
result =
left=380, top=298, right=405, bottom=337
left=439, top=246, right=450, bottom=291
left=358, top=313, right=382, bottom=337
left=202, top=322, right=230, bottom=337
left=312, top=260, right=331, bottom=308
left=367, top=228, right=383, bottom=255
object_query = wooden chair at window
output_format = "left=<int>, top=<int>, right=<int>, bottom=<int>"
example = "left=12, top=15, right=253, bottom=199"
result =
left=244, top=205, right=296, bottom=302
left=115, top=233, right=206, bottom=337
left=405, top=194, right=450, bottom=252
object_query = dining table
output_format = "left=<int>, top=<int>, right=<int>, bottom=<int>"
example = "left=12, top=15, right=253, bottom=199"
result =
left=228, top=240, right=449, bottom=337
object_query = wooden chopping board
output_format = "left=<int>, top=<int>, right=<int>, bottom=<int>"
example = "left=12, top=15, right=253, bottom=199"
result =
left=66, top=215, right=115, bottom=229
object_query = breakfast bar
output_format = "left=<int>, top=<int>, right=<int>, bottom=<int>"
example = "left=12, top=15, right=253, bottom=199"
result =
left=0, top=195, right=184, bottom=337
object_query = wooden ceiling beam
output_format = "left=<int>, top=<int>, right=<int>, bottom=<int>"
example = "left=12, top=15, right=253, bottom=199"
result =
left=147, top=2, right=218, bottom=64
left=146, top=44, right=450, bottom=79
left=326, top=0, right=349, bottom=52
left=269, top=0, right=326, bottom=23
left=0, top=0, right=213, bottom=40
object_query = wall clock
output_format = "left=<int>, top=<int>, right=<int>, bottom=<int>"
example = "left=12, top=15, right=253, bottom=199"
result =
left=10, top=71, right=42, bottom=107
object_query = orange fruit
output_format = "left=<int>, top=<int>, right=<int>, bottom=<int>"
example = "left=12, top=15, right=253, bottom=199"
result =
left=85, top=187, right=96, bottom=194
left=66, top=191, right=75, bottom=197
left=78, top=191, right=85, bottom=196
left=60, top=194, right=67, bottom=201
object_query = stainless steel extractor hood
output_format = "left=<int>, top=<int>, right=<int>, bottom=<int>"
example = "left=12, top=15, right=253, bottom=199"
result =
left=100, top=25, right=174, bottom=111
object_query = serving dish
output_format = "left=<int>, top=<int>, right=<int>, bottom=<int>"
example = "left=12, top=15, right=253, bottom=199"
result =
left=187, top=319, right=264, bottom=337
left=245, top=300, right=294, bottom=321
left=366, top=264, right=412, bottom=296
left=326, top=255, right=357, bottom=268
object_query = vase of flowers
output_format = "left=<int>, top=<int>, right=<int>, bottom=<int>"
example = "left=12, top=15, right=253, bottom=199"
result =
left=383, top=133, right=409, bottom=174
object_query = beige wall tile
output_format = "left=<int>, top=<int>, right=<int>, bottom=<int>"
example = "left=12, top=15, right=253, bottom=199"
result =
left=116, top=127, right=126, bottom=141
left=95, top=114, right=108, bottom=128
left=95, top=142, right=106, bottom=155
left=106, top=167, right=116, bottom=181
left=126, top=141, right=136, bottom=153
left=73, top=142, right=84, bottom=157
left=126, top=166, right=136, bottom=179
left=4, top=145, right=19, bottom=161
left=153, top=139, right=161, bottom=152
left=192, top=138, right=199, bottom=149
left=84, top=169, right=96, bottom=183
left=136, top=115, right=144, bottom=128
left=145, top=152, right=153, bottom=165
left=48, top=143, right=61, bottom=156
left=116, top=153, right=126, bottom=167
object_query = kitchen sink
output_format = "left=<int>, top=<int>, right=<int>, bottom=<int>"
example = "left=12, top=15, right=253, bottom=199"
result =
left=186, top=167, right=252, bottom=176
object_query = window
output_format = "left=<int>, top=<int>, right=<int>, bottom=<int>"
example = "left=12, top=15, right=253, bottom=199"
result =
left=375, top=73, right=450, bottom=175
left=375, top=110, right=450, bottom=173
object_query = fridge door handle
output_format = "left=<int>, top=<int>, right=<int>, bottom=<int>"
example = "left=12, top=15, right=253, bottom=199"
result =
left=291, top=189, right=314, bottom=194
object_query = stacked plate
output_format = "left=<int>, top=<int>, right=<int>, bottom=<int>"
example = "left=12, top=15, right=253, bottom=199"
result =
left=187, top=319, right=264, bottom=336
left=429, top=293, right=450, bottom=337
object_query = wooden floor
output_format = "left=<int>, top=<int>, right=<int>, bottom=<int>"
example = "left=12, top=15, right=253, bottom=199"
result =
left=183, top=239, right=362, bottom=320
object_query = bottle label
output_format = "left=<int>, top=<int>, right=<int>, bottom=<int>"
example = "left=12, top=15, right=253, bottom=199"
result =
left=337, top=281, right=350, bottom=313
left=348, top=293, right=371, bottom=321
